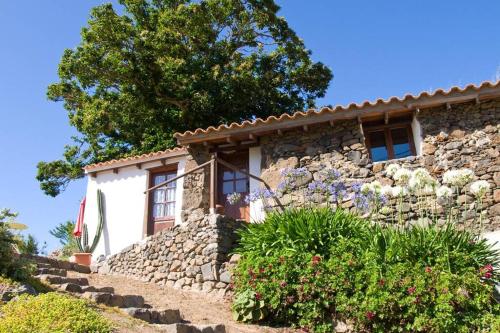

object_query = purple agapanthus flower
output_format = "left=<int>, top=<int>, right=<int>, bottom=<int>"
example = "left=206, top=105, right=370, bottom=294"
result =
left=328, top=181, right=347, bottom=202
left=244, top=188, right=276, bottom=204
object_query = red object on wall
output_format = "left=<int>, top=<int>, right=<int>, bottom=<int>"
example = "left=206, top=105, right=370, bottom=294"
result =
left=73, top=197, right=86, bottom=237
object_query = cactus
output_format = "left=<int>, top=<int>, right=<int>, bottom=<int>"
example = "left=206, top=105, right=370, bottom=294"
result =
left=76, top=189, right=105, bottom=253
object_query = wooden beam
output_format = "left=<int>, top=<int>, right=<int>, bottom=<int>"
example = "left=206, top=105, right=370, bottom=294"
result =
left=226, top=137, right=236, bottom=144
left=209, top=141, right=260, bottom=153
left=136, top=163, right=142, bottom=170
left=160, top=159, right=166, bottom=166
left=475, top=96, right=481, bottom=104
left=248, top=133, right=256, bottom=140
left=446, top=102, right=452, bottom=110
left=302, top=124, right=309, bottom=132
left=209, top=158, right=216, bottom=213
left=384, top=111, right=389, bottom=124
left=277, top=129, right=283, bottom=136
left=89, top=172, right=97, bottom=178
left=329, top=120, right=334, bottom=127
left=112, top=168, right=119, bottom=174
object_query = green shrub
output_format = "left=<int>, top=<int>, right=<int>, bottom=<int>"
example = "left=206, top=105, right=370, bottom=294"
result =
left=0, top=224, right=33, bottom=281
left=236, top=208, right=370, bottom=259
left=232, top=207, right=500, bottom=332
left=232, top=289, right=267, bottom=322
left=0, top=292, right=113, bottom=333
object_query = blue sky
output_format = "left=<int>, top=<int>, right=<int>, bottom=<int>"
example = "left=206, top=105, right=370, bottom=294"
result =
left=0, top=1, right=499, bottom=252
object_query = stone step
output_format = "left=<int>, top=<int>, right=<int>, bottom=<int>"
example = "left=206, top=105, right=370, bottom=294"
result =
left=36, top=263, right=53, bottom=269
left=37, top=274, right=89, bottom=286
left=82, top=292, right=145, bottom=308
left=25, top=254, right=91, bottom=274
left=36, top=268, right=67, bottom=277
left=121, top=308, right=182, bottom=324
left=58, top=283, right=115, bottom=294
left=155, top=323, right=225, bottom=333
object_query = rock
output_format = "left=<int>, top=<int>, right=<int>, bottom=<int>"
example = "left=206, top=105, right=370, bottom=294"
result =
left=228, top=254, right=240, bottom=264
left=494, top=189, right=500, bottom=203
left=219, top=271, right=231, bottom=284
left=36, top=268, right=67, bottom=277
left=59, top=283, right=82, bottom=293
left=108, top=294, right=125, bottom=307
left=347, top=151, right=361, bottom=164
left=123, top=295, right=144, bottom=308
left=445, top=141, right=463, bottom=150
left=82, top=292, right=111, bottom=304
left=201, top=263, right=214, bottom=281
left=154, top=309, right=182, bottom=324
left=122, top=308, right=151, bottom=322
left=156, top=323, right=225, bottom=333
left=422, top=142, right=436, bottom=155
left=73, top=264, right=91, bottom=274
left=0, top=282, right=37, bottom=302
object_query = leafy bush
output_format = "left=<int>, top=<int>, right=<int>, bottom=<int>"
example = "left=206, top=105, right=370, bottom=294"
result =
left=237, top=208, right=370, bottom=259
left=0, top=292, right=113, bottom=333
left=0, top=224, right=33, bottom=281
left=232, top=289, right=267, bottom=322
left=232, top=207, right=500, bottom=332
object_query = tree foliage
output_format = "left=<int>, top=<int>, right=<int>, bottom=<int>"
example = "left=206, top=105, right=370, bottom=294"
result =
left=37, top=0, right=332, bottom=196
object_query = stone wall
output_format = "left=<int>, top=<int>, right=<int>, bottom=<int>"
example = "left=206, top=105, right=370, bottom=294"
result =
left=180, top=145, right=211, bottom=223
left=260, top=99, right=500, bottom=230
left=95, top=214, right=243, bottom=297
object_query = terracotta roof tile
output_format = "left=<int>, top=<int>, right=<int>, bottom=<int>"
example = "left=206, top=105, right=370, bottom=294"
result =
left=84, top=147, right=187, bottom=172
left=174, top=81, right=500, bottom=143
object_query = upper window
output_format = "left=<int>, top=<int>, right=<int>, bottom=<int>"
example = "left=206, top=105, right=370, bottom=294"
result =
left=364, top=117, right=416, bottom=162
left=151, top=170, right=177, bottom=220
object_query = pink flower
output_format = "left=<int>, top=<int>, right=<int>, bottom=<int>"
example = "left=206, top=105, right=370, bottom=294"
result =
left=366, top=311, right=375, bottom=320
left=480, top=264, right=494, bottom=279
left=425, top=267, right=432, bottom=273
left=407, top=286, right=416, bottom=295
left=280, top=281, right=287, bottom=288
left=255, top=292, right=262, bottom=300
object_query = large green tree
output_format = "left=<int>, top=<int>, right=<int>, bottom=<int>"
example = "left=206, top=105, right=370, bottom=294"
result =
left=38, top=0, right=332, bottom=196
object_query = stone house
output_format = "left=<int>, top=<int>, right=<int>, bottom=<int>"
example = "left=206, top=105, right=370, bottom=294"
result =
left=85, top=81, right=500, bottom=291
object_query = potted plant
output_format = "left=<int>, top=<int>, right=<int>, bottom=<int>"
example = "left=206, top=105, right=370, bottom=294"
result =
left=74, top=190, right=105, bottom=266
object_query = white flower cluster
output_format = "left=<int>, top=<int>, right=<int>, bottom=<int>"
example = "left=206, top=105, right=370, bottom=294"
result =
left=442, top=169, right=474, bottom=187
left=470, top=180, right=491, bottom=198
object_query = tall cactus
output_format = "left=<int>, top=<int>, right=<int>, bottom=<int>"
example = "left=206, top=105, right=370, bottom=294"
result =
left=77, top=189, right=105, bottom=253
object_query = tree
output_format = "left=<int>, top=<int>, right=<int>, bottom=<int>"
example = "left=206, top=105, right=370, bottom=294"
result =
left=37, top=0, right=333, bottom=196
left=49, top=221, right=79, bottom=258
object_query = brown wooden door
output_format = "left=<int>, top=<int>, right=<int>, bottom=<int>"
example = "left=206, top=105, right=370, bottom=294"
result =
left=217, top=151, right=250, bottom=221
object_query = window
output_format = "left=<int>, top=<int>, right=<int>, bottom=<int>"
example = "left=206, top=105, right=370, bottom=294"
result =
left=364, top=118, right=416, bottom=162
left=151, top=170, right=177, bottom=221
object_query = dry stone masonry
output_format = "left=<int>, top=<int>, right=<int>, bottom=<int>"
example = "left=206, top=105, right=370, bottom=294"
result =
left=260, top=99, right=500, bottom=230
left=95, top=214, right=243, bottom=297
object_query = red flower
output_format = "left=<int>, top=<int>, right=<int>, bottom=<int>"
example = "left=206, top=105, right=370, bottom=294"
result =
left=407, top=286, right=416, bottom=295
left=366, top=311, right=375, bottom=320
left=259, top=267, right=265, bottom=274
left=480, top=264, right=494, bottom=279
left=378, top=279, right=385, bottom=286
left=311, top=255, right=321, bottom=265
left=280, top=281, right=287, bottom=288
left=425, top=267, right=432, bottom=273
left=268, top=264, right=273, bottom=270
left=255, top=292, right=262, bottom=300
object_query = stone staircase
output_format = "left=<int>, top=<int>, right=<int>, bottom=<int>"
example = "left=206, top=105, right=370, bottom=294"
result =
left=29, top=255, right=225, bottom=333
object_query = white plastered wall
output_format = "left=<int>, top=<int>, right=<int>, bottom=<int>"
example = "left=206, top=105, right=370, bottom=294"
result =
left=83, top=157, right=186, bottom=258
left=249, top=146, right=265, bottom=222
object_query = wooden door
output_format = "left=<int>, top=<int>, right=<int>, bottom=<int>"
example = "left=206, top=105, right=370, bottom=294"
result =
left=217, top=151, right=250, bottom=221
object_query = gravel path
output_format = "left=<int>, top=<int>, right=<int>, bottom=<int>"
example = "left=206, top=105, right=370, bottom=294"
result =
left=68, top=271, right=296, bottom=333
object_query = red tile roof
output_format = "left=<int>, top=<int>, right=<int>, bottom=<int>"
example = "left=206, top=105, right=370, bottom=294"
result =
left=174, top=81, right=500, bottom=145
left=84, top=147, right=187, bottom=173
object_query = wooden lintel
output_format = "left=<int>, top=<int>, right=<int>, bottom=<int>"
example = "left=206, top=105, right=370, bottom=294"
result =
left=384, top=112, right=389, bottom=124
left=160, top=159, right=166, bottom=166
left=89, top=172, right=97, bottom=178
left=226, top=137, right=236, bottom=144
left=136, top=163, right=142, bottom=170
left=112, top=168, right=119, bottom=174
